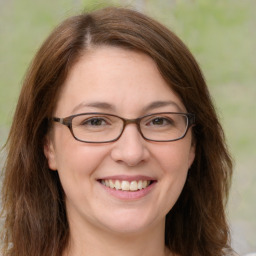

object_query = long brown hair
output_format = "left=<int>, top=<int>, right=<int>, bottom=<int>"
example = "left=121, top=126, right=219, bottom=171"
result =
left=1, top=7, right=233, bottom=256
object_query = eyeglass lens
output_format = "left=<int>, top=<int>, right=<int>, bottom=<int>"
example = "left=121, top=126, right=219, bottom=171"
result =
left=70, top=113, right=189, bottom=142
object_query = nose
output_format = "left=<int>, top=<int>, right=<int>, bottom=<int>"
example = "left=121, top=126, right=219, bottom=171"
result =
left=110, top=124, right=150, bottom=167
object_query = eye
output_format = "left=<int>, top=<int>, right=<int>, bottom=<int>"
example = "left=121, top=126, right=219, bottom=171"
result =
left=147, top=117, right=173, bottom=126
left=81, top=117, right=108, bottom=126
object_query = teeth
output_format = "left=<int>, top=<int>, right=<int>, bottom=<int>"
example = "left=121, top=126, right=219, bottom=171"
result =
left=137, top=180, right=142, bottom=190
left=101, top=179, right=152, bottom=191
left=109, top=180, right=115, bottom=189
left=142, top=180, right=148, bottom=189
left=115, top=180, right=121, bottom=190
left=130, top=181, right=138, bottom=191
left=121, top=181, right=130, bottom=191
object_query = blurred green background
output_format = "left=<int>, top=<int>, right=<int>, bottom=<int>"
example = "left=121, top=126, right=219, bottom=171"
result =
left=0, top=0, right=255, bottom=254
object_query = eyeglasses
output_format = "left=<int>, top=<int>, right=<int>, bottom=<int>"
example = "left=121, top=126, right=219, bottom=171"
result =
left=52, top=112, right=195, bottom=143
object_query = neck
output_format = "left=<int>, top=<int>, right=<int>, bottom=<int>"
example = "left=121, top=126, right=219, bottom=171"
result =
left=63, top=218, right=172, bottom=256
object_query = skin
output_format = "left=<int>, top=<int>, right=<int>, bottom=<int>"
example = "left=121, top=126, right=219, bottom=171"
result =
left=44, top=46, right=195, bottom=256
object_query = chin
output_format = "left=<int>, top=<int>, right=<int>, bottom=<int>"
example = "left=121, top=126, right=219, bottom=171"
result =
left=96, top=208, right=162, bottom=235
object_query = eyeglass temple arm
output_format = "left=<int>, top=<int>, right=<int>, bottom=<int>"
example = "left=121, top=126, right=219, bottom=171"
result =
left=52, top=117, right=65, bottom=124
left=188, top=114, right=196, bottom=126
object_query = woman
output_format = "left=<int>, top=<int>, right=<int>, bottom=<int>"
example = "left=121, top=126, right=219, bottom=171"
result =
left=1, top=7, right=234, bottom=256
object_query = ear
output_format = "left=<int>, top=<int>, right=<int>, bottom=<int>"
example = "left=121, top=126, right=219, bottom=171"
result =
left=188, top=140, right=196, bottom=169
left=44, top=136, right=58, bottom=171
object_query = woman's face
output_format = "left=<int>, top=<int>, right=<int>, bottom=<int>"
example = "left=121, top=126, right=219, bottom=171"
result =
left=44, top=46, right=195, bottom=235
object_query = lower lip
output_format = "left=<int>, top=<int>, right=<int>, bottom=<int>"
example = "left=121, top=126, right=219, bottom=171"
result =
left=99, top=182, right=156, bottom=200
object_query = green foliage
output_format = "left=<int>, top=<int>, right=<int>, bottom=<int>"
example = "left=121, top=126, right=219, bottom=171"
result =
left=0, top=0, right=117, bottom=126
left=148, top=0, right=255, bottom=86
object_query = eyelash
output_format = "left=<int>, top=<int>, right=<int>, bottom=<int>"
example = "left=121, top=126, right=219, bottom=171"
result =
left=82, top=117, right=108, bottom=126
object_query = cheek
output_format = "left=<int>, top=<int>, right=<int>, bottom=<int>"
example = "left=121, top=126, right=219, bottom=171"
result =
left=56, top=144, right=108, bottom=177
left=54, top=144, right=110, bottom=208
left=151, top=142, right=193, bottom=203
left=152, top=141, right=193, bottom=174
left=53, top=127, right=105, bottom=174
left=53, top=135, right=109, bottom=192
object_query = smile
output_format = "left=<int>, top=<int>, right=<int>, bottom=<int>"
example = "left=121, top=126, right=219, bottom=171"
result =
left=100, top=179, right=152, bottom=192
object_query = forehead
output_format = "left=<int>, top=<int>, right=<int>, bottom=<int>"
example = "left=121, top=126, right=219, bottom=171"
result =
left=55, top=46, right=186, bottom=116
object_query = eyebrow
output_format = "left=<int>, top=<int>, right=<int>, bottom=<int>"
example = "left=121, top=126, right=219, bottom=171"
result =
left=71, top=101, right=115, bottom=113
left=71, top=100, right=183, bottom=114
left=142, top=100, right=183, bottom=112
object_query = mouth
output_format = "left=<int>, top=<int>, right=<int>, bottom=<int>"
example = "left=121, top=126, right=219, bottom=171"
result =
left=98, top=179, right=156, bottom=192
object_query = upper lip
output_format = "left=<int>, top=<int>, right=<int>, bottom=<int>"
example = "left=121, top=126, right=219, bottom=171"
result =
left=98, top=175, right=157, bottom=182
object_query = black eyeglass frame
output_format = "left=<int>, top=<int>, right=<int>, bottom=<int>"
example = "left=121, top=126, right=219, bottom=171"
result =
left=51, top=112, right=195, bottom=143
